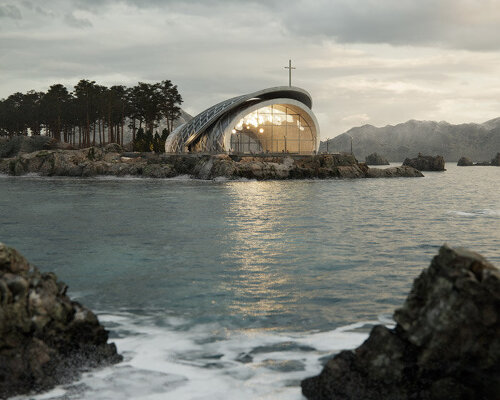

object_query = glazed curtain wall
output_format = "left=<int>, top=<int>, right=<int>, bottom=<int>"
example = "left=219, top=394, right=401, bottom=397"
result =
left=229, top=104, right=315, bottom=154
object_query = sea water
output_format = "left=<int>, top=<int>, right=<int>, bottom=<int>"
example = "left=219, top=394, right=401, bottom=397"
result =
left=1, top=164, right=499, bottom=399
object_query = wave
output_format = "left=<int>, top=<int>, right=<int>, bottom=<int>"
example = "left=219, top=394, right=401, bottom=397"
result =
left=448, top=209, right=500, bottom=217
left=18, top=312, right=390, bottom=400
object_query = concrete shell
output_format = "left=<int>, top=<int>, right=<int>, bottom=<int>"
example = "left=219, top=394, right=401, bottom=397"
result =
left=165, top=86, right=319, bottom=154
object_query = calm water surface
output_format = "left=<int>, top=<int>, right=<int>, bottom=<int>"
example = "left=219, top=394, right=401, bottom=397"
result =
left=1, top=164, right=499, bottom=399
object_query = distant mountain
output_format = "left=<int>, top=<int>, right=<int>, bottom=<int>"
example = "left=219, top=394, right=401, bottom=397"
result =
left=320, top=118, right=500, bottom=162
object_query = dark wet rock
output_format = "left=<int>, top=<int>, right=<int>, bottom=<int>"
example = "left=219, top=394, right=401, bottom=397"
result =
left=491, top=152, right=500, bottom=166
left=301, top=245, right=500, bottom=400
left=403, top=153, right=446, bottom=171
left=0, top=243, right=122, bottom=399
left=365, top=152, right=389, bottom=165
left=457, top=156, right=473, bottom=166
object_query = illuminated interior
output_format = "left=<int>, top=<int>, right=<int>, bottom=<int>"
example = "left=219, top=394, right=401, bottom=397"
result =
left=229, top=104, right=316, bottom=154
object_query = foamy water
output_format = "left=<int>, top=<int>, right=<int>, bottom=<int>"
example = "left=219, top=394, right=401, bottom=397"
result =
left=15, top=312, right=389, bottom=400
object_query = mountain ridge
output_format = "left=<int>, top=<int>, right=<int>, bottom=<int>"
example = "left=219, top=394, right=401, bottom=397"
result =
left=320, top=117, right=500, bottom=162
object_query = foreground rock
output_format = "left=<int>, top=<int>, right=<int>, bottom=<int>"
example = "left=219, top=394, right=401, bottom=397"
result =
left=0, top=148, right=423, bottom=180
left=301, top=245, right=500, bottom=400
left=365, top=152, right=389, bottom=165
left=0, top=243, right=122, bottom=398
left=403, top=153, right=445, bottom=171
left=457, top=156, right=473, bottom=166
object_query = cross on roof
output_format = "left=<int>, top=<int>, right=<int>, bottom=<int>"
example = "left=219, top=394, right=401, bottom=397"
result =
left=284, top=59, right=296, bottom=87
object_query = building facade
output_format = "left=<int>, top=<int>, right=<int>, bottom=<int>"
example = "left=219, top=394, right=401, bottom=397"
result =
left=165, top=86, right=320, bottom=154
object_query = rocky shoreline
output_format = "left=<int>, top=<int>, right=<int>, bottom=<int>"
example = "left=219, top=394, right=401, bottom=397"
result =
left=0, top=243, right=122, bottom=399
left=0, top=146, right=424, bottom=180
left=301, top=245, right=500, bottom=400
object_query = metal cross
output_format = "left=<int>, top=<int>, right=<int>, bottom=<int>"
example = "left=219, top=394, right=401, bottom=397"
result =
left=284, top=59, right=296, bottom=87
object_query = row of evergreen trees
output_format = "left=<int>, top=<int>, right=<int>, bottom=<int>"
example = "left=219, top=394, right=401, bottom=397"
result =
left=0, top=79, right=183, bottom=149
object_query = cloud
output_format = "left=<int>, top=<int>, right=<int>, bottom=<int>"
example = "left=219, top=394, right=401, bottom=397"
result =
left=0, top=4, right=22, bottom=19
left=342, top=114, right=371, bottom=124
left=64, top=12, right=92, bottom=28
left=25, top=0, right=500, bottom=51
left=277, top=0, right=500, bottom=51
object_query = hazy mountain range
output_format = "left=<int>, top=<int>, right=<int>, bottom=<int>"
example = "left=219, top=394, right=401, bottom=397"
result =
left=319, top=117, right=500, bottom=162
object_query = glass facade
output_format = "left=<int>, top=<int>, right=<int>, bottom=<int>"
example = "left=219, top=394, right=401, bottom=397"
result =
left=229, top=104, right=315, bottom=154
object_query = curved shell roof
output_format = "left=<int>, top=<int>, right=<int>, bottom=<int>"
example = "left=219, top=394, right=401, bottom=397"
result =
left=165, top=86, right=316, bottom=153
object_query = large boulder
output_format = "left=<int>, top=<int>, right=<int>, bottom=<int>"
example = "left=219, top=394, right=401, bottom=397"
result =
left=365, top=152, right=389, bottom=165
left=302, top=245, right=500, bottom=400
left=0, top=243, right=122, bottom=398
left=457, top=156, right=473, bottom=166
left=403, top=153, right=445, bottom=171
left=491, top=153, right=500, bottom=166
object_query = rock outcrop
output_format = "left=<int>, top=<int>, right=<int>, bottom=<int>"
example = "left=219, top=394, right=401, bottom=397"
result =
left=301, top=245, right=500, bottom=400
left=365, top=165, right=423, bottom=178
left=0, top=243, right=122, bottom=398
left=403, top=154, right=446, bottom=171
left=365, top=152, right=389, bottom=165
left=0, top=136, right=59, bottom=158
left=457, top=156, right=473, bottom=166
left=491, top=152, right=500, bottom=166
left=0, top=149, right=424, bottom=180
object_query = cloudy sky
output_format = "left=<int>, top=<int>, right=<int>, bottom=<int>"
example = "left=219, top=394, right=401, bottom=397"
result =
left=1, top=0, right=500, bottom=138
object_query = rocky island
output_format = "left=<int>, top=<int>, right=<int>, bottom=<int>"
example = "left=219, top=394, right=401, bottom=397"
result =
left=403, top=153, right=446, bottom=171
left=365, top=152, right=390, bottom=165
left=457, top=153, right=500, bottom=166
left=0, top=243, right=122, bottom=399
left=302, top=245, right=500, bottom=400
left=0, top=138, right=424, bottom=180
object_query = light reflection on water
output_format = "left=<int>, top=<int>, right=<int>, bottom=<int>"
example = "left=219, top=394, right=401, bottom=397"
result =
left=222, top=182, right=296, bottom=318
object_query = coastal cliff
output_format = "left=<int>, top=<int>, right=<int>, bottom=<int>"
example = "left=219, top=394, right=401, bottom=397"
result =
left=301, top=245, right=500, bottom=400
left=0, top=243, right=122, bottom=399
left=0, top=147, right=423, bottom=180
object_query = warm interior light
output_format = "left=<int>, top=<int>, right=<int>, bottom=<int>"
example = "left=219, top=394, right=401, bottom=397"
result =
left=232, top=129, right=236, bottom=134
left=259, top=128, right=264, bottom=133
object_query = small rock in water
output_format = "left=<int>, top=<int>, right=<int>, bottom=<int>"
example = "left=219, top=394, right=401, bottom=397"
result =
left=235, top=352, right=253, bottom=364
left=301, top=245, right=500, bottom=400
left=0, top=243, right=122, bottom=399
left=402, top=153, right=446, bottom=171
left=250, top=341, right=316, bottom=354
left=491, top=152, right=500, bottom=166
left=457, top=156, right=473, bottom=166
left=261, top=359, right=306, bottom=372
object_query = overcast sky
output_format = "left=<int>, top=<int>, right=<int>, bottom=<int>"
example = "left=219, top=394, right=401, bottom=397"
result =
left=1, top=0, right=500, bottom=138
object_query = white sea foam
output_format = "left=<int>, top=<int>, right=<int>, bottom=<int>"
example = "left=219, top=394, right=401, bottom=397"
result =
left=448, top=209, right=500, bottom=217
left=16, top=312, right=382, bottom=400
